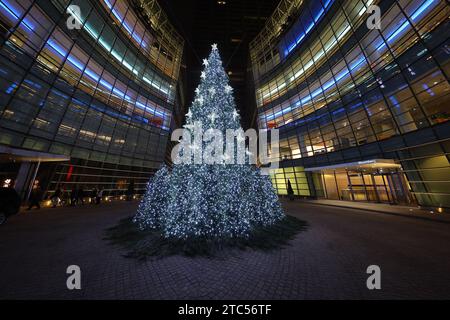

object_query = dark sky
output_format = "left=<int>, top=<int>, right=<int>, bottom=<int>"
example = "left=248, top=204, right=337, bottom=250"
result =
left=158, top=0, right=280, bottom=129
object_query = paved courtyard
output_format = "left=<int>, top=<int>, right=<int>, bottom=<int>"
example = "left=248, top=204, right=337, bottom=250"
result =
left=1, top=200, right=450, bottom=299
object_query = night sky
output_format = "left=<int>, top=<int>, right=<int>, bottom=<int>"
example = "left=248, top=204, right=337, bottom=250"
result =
left=158, top=0, right=280, bottom=129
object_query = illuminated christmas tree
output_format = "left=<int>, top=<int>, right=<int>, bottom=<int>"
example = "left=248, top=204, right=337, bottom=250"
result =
left=135, top=44, right=283, bottom=239
left=133, top=164, right=170, bottom=230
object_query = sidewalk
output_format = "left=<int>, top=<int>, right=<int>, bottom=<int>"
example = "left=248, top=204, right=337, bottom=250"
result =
left=287, top=198, right=450, bottom=224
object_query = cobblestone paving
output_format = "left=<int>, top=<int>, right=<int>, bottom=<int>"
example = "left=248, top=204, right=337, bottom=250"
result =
left=1, top=201, right=450, bottom=299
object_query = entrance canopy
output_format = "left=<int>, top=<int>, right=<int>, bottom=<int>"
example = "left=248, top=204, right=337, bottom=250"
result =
left=306, top=159, right=413, bottom=204
left=0, top=146, right=70, bottom=163
left=305, top=159, right=401, bottom=173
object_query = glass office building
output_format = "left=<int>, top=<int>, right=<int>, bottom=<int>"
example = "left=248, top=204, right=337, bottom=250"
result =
left=250, top=0, right=450, bottom=208
left=0, top=0, right=184, bottom=198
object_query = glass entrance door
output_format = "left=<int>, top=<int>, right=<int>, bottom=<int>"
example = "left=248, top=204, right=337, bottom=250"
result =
left=321, top=169, right=414, bottom=205
left=385, top=171, right=415, bottom=204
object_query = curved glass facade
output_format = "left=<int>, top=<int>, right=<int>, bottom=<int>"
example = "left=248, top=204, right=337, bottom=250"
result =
left=0, top=0, right=184, bottom=197
left=250, top=0, right=450, bottom=208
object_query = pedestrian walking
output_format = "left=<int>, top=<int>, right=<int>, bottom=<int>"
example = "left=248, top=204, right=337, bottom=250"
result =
left=96, top=187, right=104, bottom=205
left=287, top=180, right=295, bottom=201
left=126, top=180, right=135, bottom=201
left=50, top=187, right=62, bottom=208
left=27, top=184, right=43, bottom=210
left=91, top=187, right=98, bottom=204
left=70, top=187, right=78, bottom=206
left=77, top=186, right=85, bottom=205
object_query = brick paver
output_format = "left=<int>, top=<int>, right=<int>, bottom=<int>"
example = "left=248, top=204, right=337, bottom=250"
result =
left=1, top=201, right=450, bottom=299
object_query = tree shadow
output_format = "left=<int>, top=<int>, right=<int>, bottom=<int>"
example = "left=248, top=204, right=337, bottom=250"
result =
left=104, top=215, right=309, bottom=261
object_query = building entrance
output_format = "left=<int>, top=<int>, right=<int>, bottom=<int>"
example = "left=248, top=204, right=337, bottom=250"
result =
left=307, top=159, right=415, bottom=205
left=0, top=146, right=69, bottom=202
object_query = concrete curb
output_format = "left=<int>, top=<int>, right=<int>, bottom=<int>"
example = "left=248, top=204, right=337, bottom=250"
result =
left=288, top=200, right=450, bottom=224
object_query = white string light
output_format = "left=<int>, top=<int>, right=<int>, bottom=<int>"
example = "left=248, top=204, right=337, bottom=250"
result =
left=134, top=45, right=283, bottom=239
